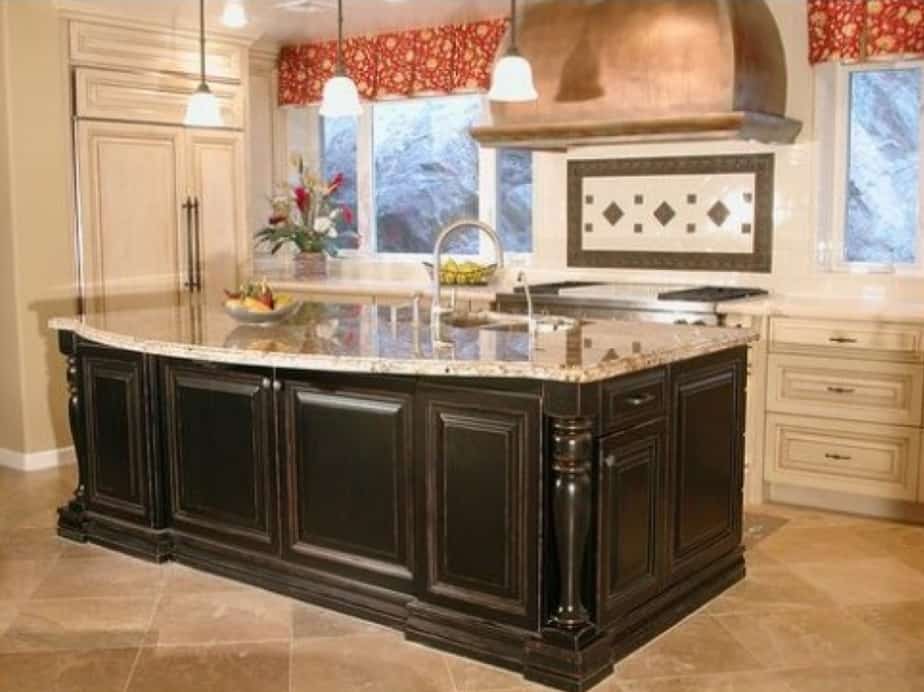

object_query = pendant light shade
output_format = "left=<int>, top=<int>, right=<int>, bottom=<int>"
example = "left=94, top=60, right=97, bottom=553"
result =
left=185, top=0, right=224, bottom=127
left=221, top=0, right=248, bottom=28
left=320, top=0, right=362, bottom=118
left=489, top=0, right=538, bottom=103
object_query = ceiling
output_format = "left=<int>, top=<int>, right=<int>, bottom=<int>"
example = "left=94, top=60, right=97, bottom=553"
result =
left=62, top=0, right=513, bottom=45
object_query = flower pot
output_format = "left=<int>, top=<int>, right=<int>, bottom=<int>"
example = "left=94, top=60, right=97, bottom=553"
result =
left=293, top=252, right=327, bottom=280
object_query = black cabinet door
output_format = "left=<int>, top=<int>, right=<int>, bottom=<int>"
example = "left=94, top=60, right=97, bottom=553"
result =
left=278, top=374, right=415, bottom=592
left=665, top=349, right=746, bottom=586
left=80, top=347, right=154, bottom=525
left=597, top=419, right=666, bottom=624
left=417, top=384, right=541, bottom=630
left=161, top=360, right=278, bottom=554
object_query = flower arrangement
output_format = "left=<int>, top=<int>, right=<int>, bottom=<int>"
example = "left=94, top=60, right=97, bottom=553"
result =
left=255, top=155, right=355, bottom=258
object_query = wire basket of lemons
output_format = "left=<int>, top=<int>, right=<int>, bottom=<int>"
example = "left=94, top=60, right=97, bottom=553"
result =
left=422, top=259, right=498, bottom=286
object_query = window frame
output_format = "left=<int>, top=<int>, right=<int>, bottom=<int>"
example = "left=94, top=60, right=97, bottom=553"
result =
left=816, top=59, right=924, bottom=275
left=313, top=94, right=534, bottom=264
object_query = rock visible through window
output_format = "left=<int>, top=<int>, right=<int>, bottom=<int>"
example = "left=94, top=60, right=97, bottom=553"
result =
left=845, top=68, right=921, bottom=265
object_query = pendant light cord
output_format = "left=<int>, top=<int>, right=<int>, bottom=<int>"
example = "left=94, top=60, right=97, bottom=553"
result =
left=336, top=0, right=345, bottom=74
left=510, top=0, right=517, bottom=51
left=199, top=0, right=207, bottom=85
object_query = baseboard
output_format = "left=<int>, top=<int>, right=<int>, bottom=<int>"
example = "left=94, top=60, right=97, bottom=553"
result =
left=0, top=446, right=76, bottom=472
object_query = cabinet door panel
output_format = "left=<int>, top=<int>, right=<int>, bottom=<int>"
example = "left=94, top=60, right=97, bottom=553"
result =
left=82, top=348, right=151, bottom=524
left=598, top=420, right=666, bottom=623
left=666, top=350, right=746, bottom=585
left=418, top=386, right=540, bottom=629
left=77, top=121, right=185, bottom=313
left=162, top=361, right=277, bottom=553
left=280, top=377, right=415, bottom=591
left=186, top=130, right=245, bottom=294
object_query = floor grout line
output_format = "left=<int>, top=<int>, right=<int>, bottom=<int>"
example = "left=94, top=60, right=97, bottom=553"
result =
left=121, top=583, right=166, bottom=692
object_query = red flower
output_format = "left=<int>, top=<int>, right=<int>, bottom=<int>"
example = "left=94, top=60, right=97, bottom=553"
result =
left=341, top=205, right=354, bottom=224
left=328, top=173, right=344, bottom=192
left=294, top=186, right=309, bottom=213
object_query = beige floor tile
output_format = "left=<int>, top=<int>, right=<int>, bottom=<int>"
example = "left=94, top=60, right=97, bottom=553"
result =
left=750, top=503, right=886, bottom=529
left=854, top=524, right=924, bottom=554
left=126, top=641, right=289, bottom=692
left=787, top=557, right=924, bottom=606
left=291, top=601, right=389, bottom=639
left=896, top=549, right=924, bottom=574
left=613, top=614, right=763, bottom=680
left=0, top=559, right=55, bottom=601
left=290, top=633, right=455, bottom=692
left=149, top=589, right=292, bottom=646
left=848, top=600, right=924, bottom=649
left=744, top=546, right=782, bottom=569
left=0, top=648, right=138, bottom=692
left=0, top=601, right=17, bottom=635
left=162, top=563, right=255, bottom=594
left=0, top=596, right=156, bottom=653
left=776, top=659, right=924, bottom=692
left=31, top=555, right=166, bottom=600
left=0, top=528, right=67, bottom=560
left=714, top=607, right=899, bottom=669
left=444, top=652, right=546, bottom=691
left=757, top=526, right=890, bottom=564
left=602, top=671, right=797, bottom=692
left=706, top=566, right=836, bottom=615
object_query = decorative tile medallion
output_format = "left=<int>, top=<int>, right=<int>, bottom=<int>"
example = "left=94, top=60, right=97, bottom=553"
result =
left=568, top=154, right=774, bottom=272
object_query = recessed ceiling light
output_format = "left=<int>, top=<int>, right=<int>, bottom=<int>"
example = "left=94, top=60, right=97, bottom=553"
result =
left=221, top=0, right=248, bottom=27
left=275, top=0, right=336, bottom=13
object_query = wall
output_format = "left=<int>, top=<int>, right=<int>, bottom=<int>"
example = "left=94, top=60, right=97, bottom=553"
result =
left=0, top=0, right=77, bottom=462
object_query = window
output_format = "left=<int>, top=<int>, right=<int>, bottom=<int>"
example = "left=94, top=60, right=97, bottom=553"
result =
left=819, top=63, right=923, bottom=271
left=314, top=95, right=533, bottom=258
left=320, top=116, right=359, bottom=249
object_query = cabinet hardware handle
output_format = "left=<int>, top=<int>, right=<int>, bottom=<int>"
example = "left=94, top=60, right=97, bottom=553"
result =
left=829, top=336, right=858, bottom=344
left=603, top=455, right=616, bottom=468
left=261, top=377, right=271, bottom=390
left=273, top=380, right=282, bottom=392
left=625, top=393, right=656, bottom=407
left=192, top=197, right=202, bottom=292
left=827, top=386, right=856, bottom=394
left=182, top=197, right=195, bottom=291
left=825, top=453, right=852, bottom=461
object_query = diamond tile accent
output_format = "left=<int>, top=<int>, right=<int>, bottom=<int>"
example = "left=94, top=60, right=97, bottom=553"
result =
left=742, top=223, right=752, bottom=235
left=743, top=192, right=753, bottom=204
left=708, top=201, right=730, bottom=227
left=634, top=194, right=644, bottom=205
left=687, top=223, right=696, bottom=234
left=634, top=223, right=643, bottom=234
left=585, top=223, right=594, bottom=233
left=602, top=202, right=624, bottom=227
left=585, top=194, right=594, bottom=205
left=653, top=201, right=676, bottom=227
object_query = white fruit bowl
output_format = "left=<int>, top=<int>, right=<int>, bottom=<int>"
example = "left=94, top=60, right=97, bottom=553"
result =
left=223, top=300, right=301, bottom=326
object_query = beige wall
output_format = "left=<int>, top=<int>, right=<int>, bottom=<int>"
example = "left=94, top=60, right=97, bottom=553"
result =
left=0, top=0, right=77, bottom=455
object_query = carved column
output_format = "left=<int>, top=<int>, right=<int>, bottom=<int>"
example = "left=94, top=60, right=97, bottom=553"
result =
left=57, top=346, right=88, bottom=540
left=549, top=416, right=593, bottom=629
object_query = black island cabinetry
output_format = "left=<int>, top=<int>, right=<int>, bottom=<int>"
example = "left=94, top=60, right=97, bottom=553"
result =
left=57, top=330, right=747, bottom=692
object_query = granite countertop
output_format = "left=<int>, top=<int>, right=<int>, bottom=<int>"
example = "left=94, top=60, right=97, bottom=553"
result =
left=49, top=300, right=756, bottom=384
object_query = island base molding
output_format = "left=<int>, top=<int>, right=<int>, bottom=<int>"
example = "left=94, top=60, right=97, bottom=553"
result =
left=54, top=332, right=748, bottom=692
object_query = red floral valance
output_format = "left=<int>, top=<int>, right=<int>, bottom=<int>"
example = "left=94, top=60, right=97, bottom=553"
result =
left=278, top=19, right=507, bottom=106
left=808, top=0, right=924, bottom=64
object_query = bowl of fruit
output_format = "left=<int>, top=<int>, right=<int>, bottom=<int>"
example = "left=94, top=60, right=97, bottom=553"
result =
left=223, top=280, right=300, bottom=325
left=422, top=259, right=497, bottom=286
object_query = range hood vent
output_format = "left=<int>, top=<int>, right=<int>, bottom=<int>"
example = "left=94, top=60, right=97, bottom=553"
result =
left=471, top=0, right=802, bottom=150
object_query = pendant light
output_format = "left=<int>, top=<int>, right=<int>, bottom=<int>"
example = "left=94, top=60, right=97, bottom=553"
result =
left=185, top=0, right=223, bottom=127
left=320, top=0, right=362, bottom=118
left=488, top=0, right=538, bottom=103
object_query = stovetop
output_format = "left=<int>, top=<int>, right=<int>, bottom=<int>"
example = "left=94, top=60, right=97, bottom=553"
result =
left=657, top=286, right=769, bottom=303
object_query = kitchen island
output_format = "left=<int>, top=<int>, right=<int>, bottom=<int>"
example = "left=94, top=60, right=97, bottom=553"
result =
left=50, top=300, right=754, bottom=692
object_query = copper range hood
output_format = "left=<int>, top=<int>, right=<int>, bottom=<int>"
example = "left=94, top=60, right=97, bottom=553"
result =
left=471, top=0, right=802, bottom=150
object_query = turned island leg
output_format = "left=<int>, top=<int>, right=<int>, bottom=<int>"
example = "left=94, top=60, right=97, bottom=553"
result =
left=57, top=333, right=88, bottom=540
left=550, top=416, right=594, bottom=629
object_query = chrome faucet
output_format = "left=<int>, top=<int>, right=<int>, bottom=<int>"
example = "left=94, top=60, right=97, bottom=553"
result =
left=430, top=219, right=505, bottom=330
left=517, top=271, right=534, bottom=327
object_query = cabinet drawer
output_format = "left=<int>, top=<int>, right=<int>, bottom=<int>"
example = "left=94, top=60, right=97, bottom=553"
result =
left=769, top=317, right=923, bottom=361
left=602, top=367, right=667, bottom=432
left=766, top=354, right=924, bottom=426
left=764, top=413, right=921, bottom=501
left=70, top=21, right=243, bottom=82
left=75, top=68, right=244, bottom=128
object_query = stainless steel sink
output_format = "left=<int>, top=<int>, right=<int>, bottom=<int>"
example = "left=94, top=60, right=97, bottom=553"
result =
left=438, top=311, right=580, bottom=333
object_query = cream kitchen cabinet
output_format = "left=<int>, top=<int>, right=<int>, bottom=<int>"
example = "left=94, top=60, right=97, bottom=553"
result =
left=77, top=121, right=246, bottom=312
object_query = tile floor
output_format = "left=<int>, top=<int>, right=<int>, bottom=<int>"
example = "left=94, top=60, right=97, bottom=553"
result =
left=2, top=465, right=924, bottom=692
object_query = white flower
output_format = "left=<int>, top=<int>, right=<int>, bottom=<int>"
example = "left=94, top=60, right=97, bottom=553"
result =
left=327, top=228, right=338, bottom=238
left=314, top=217, right=332, bottom=233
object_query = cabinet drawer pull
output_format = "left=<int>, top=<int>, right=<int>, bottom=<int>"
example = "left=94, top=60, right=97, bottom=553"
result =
left=826, top=386, right=856, bottom=395
left=829, top=336, right=858, bottom=344
left=261, top=377, right=272, bottom=390
left=625, top=393, right=656, bottom=407
left=824, top=452, right=852, bottom=461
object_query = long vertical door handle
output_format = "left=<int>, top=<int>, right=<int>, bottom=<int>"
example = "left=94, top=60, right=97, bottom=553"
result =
left=192, top=197, right=203, bottom=292
left=183, top=197, right=194, bottom=291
